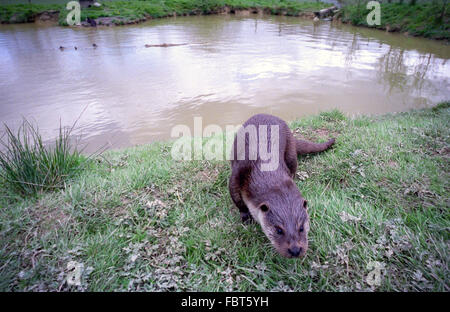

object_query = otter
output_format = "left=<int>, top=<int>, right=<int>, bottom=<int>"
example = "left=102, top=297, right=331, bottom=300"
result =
left=229, top=114, right=335, bottom=258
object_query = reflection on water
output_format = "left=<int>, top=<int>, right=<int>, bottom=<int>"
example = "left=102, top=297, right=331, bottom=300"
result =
left=0, top=15, right=449, bottom=152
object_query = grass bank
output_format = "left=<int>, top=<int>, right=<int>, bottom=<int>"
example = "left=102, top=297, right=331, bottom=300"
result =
left=0, top=105, right=449, bottom=291
left=0, top=0, right=329, bottom=26
left=341, top=1, right=450, bottom=40
left=0, top=3, right=61, bottom=24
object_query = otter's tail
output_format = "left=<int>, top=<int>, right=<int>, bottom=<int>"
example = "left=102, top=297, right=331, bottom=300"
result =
left=295, top=138, right=335, bottom=155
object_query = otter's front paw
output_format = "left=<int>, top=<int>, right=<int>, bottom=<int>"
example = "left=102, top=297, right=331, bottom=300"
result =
left=240, top=212, right=254, bottom=224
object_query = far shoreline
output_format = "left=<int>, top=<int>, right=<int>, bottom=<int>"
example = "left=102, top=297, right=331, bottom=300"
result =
left=1, top=1, right=448, bottom=41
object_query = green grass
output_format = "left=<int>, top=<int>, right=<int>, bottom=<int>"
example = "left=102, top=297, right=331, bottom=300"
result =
left=0, top=3, right=61, bottom=23
left=2, top=1, right=448, bottom=41
left=0, top=119, right=87, bottom=196
left=0, top=104, right=448, bottom=291
left=0, top=0, right=330, bottom=25
left=342, top=1, right=450, bottom=40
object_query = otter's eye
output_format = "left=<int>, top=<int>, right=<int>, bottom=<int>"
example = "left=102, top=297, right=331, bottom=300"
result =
left=299, top=226, right=304, bottom=233
left=260, top=204, right=269, bottom=212
left=276, top=227, right=284, bottom=235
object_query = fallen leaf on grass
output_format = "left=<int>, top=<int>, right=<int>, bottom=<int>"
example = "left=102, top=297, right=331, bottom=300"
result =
left=296, top=171, right=309, bottom=181
left=66, top=261, right=93, bottom=288
left=339, top=211, right=361, bottom=223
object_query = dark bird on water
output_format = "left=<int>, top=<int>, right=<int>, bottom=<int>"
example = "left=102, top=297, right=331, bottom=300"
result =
left=74, top=46, right=78, bottom=50
left=87, top=17, right=97, bottom=27
left=59, top=46, right=65, bottom=51
left=93, top=43, right=97, bottom=48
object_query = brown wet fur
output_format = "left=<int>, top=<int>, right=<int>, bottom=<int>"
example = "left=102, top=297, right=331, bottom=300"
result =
left=229, top=114, right=335, bottom=258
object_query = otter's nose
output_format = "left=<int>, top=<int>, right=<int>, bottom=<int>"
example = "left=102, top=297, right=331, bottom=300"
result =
left=288, top=247, right=302, bottom=257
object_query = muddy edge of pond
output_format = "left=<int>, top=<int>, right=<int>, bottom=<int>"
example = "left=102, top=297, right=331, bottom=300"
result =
left=3, top=5, right=448, bottom=42
left=79, top=7, right=320, bottom=27
left=4, top=6, right=321, bottom=27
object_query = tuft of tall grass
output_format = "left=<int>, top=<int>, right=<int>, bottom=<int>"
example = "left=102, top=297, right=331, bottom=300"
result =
left=0, top=119, right=87, bottom=196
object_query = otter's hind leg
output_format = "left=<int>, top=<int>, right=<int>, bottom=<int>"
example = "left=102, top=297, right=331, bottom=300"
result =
left=295, top=138, right=335, bottom=155
left=229, top=172, right=253, bottom=223
left=284, top=131, right=299, bottom=178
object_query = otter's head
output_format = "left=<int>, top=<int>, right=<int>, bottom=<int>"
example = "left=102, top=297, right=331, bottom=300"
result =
left=245, top=180, right=310, bottom=258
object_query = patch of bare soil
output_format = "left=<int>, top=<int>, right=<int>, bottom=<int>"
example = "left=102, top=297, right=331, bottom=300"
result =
left=30, top=199, right=72, bottom=237
left=194, top=166, right=220, bottom=183
left=35, top=10, right=59, bottom=24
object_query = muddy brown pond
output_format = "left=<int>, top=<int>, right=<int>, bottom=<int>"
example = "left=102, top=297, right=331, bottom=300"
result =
left=1, top=15, right=449, bottom=152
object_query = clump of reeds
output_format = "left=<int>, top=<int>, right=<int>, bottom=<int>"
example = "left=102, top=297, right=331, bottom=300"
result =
left=0, top=119, right=86, bottom=196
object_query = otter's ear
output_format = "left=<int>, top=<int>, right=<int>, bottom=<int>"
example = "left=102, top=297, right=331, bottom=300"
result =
left=259, top=204, right=269, bottom=212
left=303, top=200, right=308, bottom=210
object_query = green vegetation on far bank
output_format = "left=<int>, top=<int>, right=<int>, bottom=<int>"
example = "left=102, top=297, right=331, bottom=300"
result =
left=0, top=0, right=330, bottom=26
left=0, top=3, right=61, bottom=24
left=342, top=1, right=450, bottom=40
left=1, top=104, right=449, bottom=291
left=2, top=1, right=449, bottom=40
